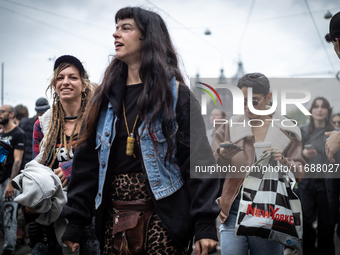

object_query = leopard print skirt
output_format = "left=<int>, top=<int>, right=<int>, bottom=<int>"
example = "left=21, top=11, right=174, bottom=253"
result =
left=103, top=172, right=186, bottom=255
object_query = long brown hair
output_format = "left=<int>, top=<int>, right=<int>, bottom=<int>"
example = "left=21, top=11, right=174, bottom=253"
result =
left=308, top=97, right=334, bottom=133
left=40, top=62, right=94, bottom=167
left=77, top=7, right=184, bottom=165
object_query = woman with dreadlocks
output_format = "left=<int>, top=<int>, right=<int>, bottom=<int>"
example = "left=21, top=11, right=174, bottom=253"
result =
left=24, top=55, right=99, bottom=255
left=62, top=6, right=220, bottom=255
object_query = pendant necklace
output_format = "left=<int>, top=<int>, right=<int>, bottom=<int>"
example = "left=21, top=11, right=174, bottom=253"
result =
left=123, top=101, right=138, bottom=158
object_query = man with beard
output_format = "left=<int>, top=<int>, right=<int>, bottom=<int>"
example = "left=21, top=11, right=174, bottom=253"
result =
left=0, top=105, right=25, bottom=255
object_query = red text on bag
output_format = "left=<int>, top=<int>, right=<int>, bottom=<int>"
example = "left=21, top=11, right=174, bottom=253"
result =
left=246, top=204, right=295, bottom=225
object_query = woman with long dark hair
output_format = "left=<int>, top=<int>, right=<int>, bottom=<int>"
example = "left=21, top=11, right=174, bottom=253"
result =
left=299, top=97, right=340, bottom=255
left=61, top=7, right=220, bottom=255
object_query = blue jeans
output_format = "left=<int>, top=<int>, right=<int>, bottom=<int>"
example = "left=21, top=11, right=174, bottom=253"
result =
left=219, top=198, right=284, bottom=255
left=0, top=178, right=18, bottom=252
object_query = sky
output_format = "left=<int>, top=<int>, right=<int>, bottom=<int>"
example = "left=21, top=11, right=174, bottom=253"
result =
left=0, top=0, right=340, bottom=117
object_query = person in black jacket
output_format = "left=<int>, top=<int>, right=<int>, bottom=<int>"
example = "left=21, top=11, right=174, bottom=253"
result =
left=299, top=97, right=340, bottom=255
left=62, top=6, right=220, bottom=255
left=19, top=98, right=50, bottom=170
left=324, top=12, right=340, bottom=162
left=16, top=98, right=50, bottom=248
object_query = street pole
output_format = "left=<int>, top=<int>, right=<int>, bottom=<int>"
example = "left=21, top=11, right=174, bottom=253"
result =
left=1, top=63, right=3, bottom=106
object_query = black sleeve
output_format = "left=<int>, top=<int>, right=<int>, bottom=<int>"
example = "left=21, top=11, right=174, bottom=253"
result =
left=61, top=126, right=99, bottom=244
left=176, top=85, right=220, bottom=242
left=14, top=128, right=25, bottom=150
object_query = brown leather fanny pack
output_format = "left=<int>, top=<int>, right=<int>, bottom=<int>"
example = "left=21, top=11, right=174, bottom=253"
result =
left=111, top=199, right=154, bottom=255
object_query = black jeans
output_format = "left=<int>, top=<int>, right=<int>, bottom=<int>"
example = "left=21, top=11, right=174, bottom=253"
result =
left=299, top=179, right=335, bottom=255
left=29, top=217, right=100, bottom=255
left=28, top=222, right=62, bottom=255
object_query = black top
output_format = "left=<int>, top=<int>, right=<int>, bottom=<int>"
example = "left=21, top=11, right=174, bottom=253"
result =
left=0, top=126, right=25, bottom=182
left=49, top=134, right=78, bottom=170
left=109, top=83, right=143, bottom=174
left=19, top=117, right=36, bottom=169
left=304, top=127, right=326, bottom=165
left=62, top=77, right=220, bottom=249
left=299, top=124, right=340, bottom=224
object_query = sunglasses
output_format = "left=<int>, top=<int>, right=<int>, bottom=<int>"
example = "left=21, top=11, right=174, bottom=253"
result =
left=333, top=121, right=340, bottom=125
left=244, top=96, right=266, bottom=106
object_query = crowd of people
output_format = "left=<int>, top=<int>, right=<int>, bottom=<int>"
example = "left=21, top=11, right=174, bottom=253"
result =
left=0, top=6, right=339, bottom=255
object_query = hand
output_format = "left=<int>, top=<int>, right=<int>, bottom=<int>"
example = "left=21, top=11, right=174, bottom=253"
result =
left=64, top=240, right=80, bottom=253
left=5, top=181, right=15, bottom=199
left=54, top=167, right=68, bottom=187
left=194, top=239, right=218, bottom=255
left=265, top=148, right=284, bottom=163
left=325, top=131, right=340, bottom=162
left=219, top=142, right=242, bottom=160
left=302, top=148, right=317, bottom=159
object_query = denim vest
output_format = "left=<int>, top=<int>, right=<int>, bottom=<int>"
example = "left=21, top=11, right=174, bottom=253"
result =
left=94, top=78, right=184, bottom=209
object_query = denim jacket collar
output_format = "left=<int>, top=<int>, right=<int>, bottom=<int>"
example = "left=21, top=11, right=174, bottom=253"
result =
left=95, top=77, right=183, bottom=208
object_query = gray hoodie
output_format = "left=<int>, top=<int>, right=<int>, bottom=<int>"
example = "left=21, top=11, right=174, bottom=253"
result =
left=12, top=160, right=66, bottom=225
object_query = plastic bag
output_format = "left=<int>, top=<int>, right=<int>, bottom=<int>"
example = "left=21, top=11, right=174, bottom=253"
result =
left=235, top=151, right=303, bottom=250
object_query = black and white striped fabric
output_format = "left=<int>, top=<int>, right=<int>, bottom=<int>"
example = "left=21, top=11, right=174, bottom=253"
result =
left=235, top=151, right=303, bottom=250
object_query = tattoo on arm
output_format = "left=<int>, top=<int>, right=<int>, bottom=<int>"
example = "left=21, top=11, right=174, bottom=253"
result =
left=10, top=160, right=21, bottom=180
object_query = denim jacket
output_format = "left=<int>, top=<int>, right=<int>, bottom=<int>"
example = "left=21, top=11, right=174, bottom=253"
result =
left=94, top=77, right=183, bottom=208
left=62, top=77, right=220, bottom=248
